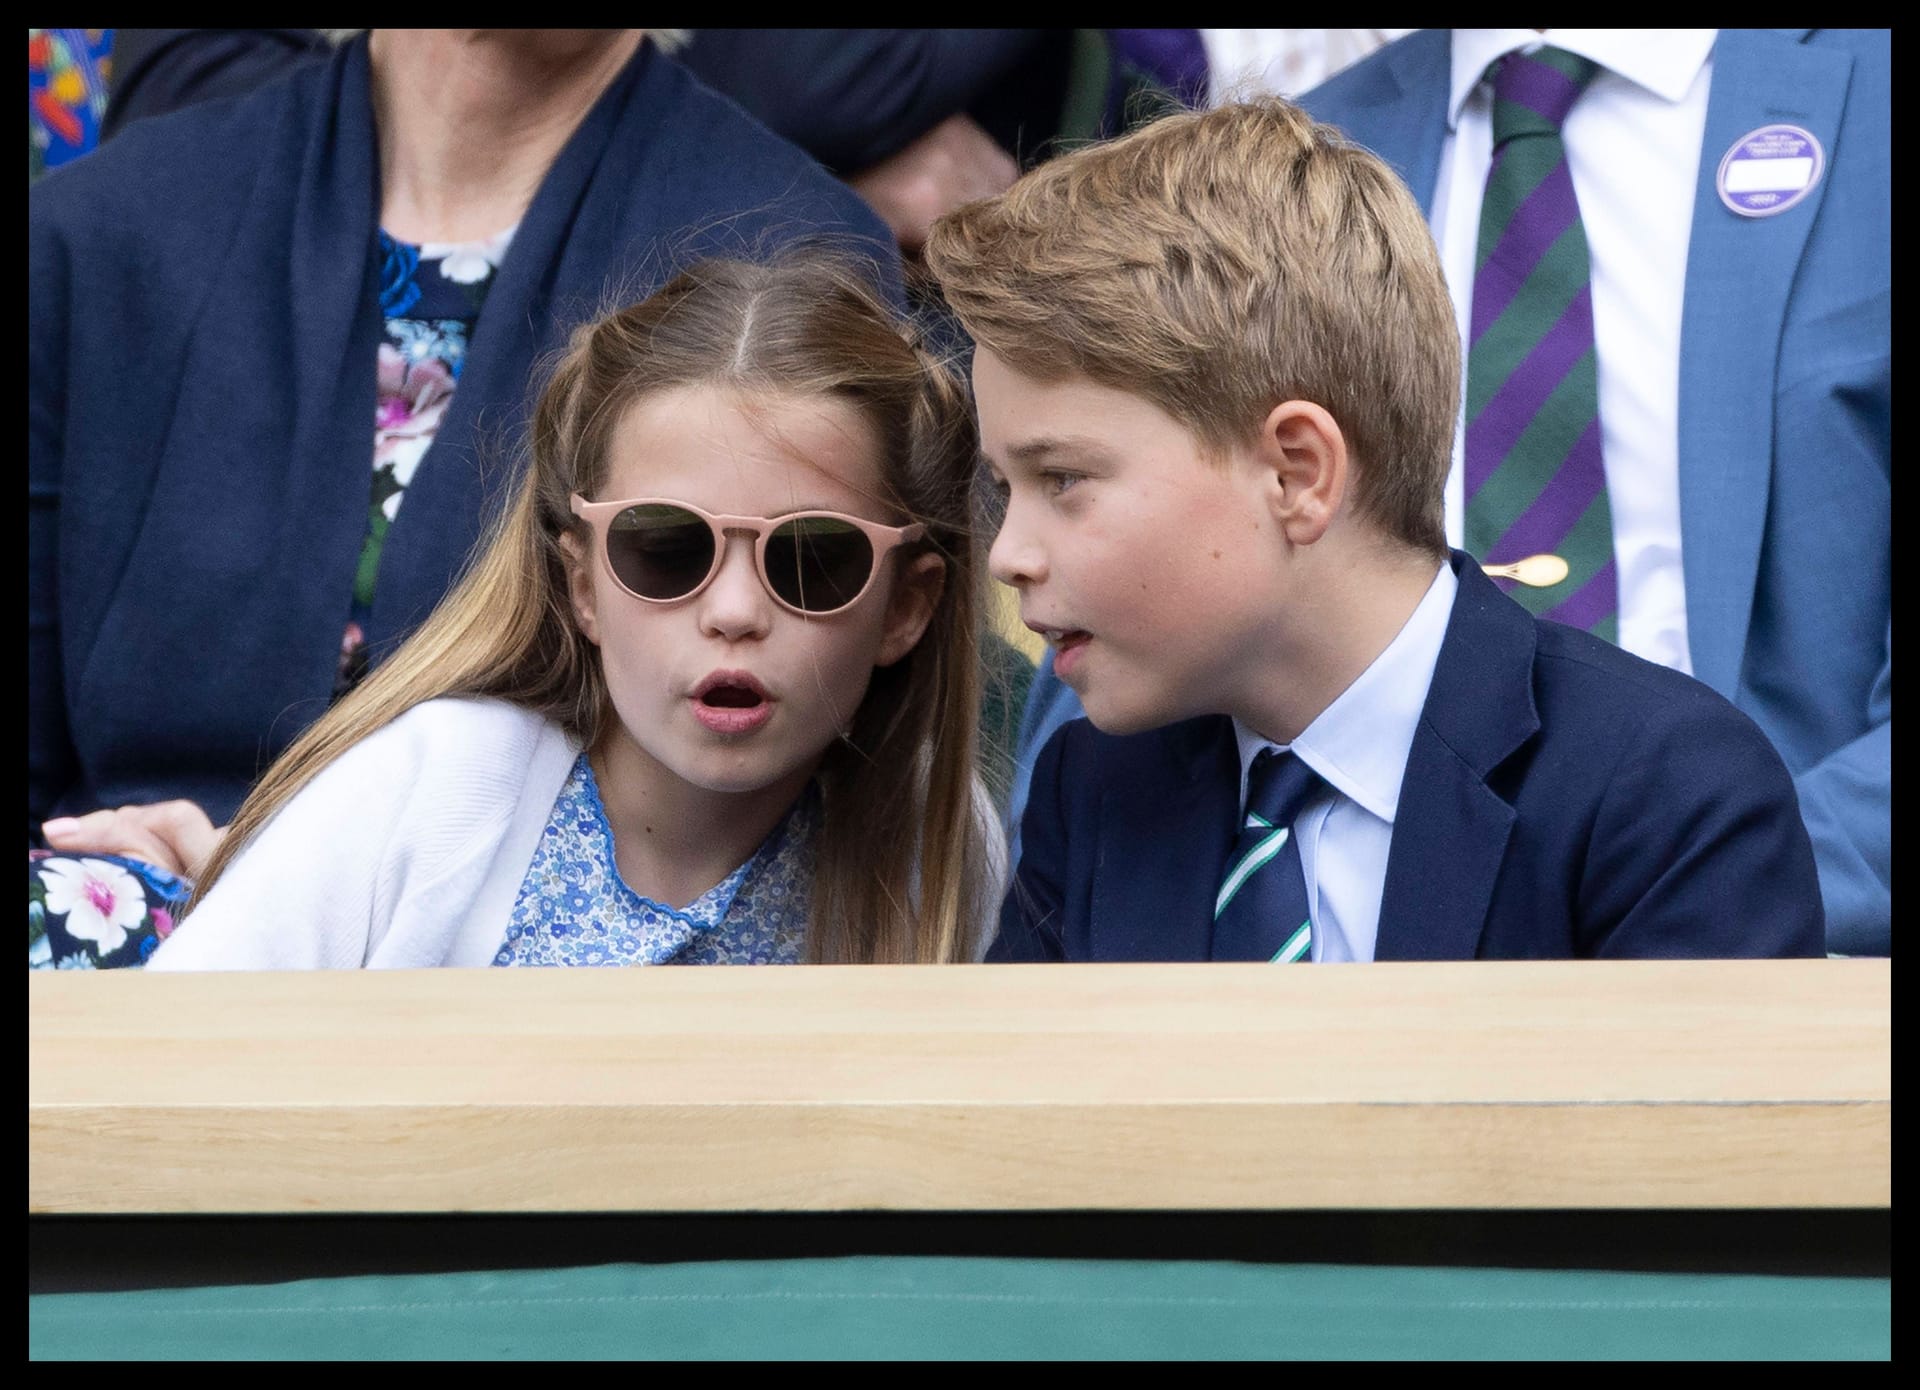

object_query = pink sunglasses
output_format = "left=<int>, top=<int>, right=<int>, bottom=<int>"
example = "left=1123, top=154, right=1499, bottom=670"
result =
left=570, top=495, right=926, bottom=616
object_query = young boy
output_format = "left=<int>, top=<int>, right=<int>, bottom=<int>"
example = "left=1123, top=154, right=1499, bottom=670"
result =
left=923, top=97, right=1823, bottom=962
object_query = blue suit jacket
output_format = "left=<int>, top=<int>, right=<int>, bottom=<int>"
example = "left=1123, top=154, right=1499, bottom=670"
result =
left=991, top=555, right=1823, bottom=963
left=1010, top=29, right=1889, bottom=953
left=28, top=36, right=898, bottom=832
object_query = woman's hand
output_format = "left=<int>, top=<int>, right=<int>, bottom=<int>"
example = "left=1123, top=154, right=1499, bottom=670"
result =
left=847, top=113, right=1019, bottom=255
left=41, top=801, right=227, bottom=881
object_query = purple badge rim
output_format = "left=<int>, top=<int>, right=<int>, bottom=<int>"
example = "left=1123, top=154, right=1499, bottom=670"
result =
left=1716, top=123, right=1825, bottom=219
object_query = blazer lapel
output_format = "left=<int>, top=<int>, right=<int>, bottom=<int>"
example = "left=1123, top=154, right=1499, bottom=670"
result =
left=1678, top=29, right=1852, bottom=697
left=1375, top=556, right=1538, bottom=960
left=1091, top=718, right=1239, bottom=962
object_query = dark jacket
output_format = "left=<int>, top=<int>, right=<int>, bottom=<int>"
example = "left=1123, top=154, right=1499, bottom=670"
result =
left=994, top=554, right=1824, bottom=962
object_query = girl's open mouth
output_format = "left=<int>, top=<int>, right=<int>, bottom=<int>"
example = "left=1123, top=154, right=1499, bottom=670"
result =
left=691, top=672, right=773, bottom=734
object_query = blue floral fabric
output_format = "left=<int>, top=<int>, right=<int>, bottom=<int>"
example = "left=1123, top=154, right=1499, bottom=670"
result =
left=335, top=224, right=517, bottom=696
left=496, top=755, right=815, bottom=967
left=28, top=850, right=192, bottom=971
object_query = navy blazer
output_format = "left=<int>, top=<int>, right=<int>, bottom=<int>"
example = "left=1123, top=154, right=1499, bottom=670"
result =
left=28, top=36, right=898, bottom=831
left=992, top=555, right=1824, bottom=962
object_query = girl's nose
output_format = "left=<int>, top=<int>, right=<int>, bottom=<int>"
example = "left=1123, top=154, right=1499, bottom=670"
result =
left=697, top=534, right=774, bottom=641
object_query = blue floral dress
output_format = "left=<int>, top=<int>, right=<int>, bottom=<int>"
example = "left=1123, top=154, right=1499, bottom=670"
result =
left=31, top=226, right=518, bottom=971
left=496, top=755, right=814, bottom=967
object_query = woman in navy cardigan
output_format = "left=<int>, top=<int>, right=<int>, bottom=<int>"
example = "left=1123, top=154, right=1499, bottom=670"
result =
left=27, top=30, right=899, bottom=963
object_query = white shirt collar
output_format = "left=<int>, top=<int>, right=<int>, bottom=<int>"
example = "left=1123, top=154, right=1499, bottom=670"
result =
left=1447, top=29, right=1718, bottom=130
left=1233, top=561, right=1456, bottom=826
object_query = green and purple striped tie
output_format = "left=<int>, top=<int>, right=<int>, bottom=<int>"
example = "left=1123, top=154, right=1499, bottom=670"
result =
left=1464, top=47, right=1617, bottom=643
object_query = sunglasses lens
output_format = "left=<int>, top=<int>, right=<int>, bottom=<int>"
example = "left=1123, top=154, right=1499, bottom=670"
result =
left=605, top=504, right=715, bottom=600
left=765, top=516, right=877, bottom=612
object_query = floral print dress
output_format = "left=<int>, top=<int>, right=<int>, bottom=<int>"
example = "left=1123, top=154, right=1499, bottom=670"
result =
left=29, top=851, right=188, bottom=970
left=495, top=756, right=815, bottom=967
left=30, top=225, right=516, bottom=970
left=336, top=224, right=517, bottom=693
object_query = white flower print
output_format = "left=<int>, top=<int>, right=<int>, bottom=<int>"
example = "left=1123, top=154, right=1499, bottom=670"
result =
left=386, top=319, right=466, bottom=372
left=381, top=435, right=433, bottom=515
left=39, top=857, right=147, bottom=953
left=420, top=225, right=518, bottom=285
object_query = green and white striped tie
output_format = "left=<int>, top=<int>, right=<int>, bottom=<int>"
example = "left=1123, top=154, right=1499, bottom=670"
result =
left=1212, top=748, right=1323, bottom=963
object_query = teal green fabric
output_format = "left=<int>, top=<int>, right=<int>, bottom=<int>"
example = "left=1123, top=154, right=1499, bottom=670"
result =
left=30, top=1256, right=1890, bottom=1360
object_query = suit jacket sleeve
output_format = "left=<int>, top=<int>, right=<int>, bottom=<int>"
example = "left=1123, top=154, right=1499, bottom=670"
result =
left=1582, top=689, right=1824, bottom=959
left=1793, top=627, right=1891, bottom=959
left=987, top=719, right=1076, bottom=961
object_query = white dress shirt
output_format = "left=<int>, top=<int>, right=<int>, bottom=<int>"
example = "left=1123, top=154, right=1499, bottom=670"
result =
left=1433, top=28, right=1717, bottom=675
left=1232, top=561, right=1457, bottom=963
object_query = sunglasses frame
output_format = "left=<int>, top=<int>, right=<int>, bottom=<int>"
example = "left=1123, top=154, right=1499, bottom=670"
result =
left=570, top=494, right=927, bottom=617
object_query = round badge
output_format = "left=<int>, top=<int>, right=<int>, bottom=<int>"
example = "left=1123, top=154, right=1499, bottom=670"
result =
left=1717, top=123, right=1825, bottom=218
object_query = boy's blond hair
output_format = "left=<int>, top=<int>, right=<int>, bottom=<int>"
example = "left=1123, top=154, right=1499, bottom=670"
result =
left=925, top=96, right=1457, bottom=556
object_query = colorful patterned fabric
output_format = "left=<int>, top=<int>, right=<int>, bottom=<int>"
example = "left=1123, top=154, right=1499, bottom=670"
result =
left=496, top=754, right=814, bottom=967
left=1463, top=47, right=1616, bottom=642
left=336, top=225, right=517, bottom=695
left=28, top=28, right=111, bottom=182
left=1211, top=748, right=1324, bottom=963
left=29, top=850, right=191, bottom=970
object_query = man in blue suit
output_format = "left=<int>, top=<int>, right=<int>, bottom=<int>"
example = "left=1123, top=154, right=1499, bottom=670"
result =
left=1006, top=29, right=1889, bottom=956
left=926, top=91, right=1823, bottom=963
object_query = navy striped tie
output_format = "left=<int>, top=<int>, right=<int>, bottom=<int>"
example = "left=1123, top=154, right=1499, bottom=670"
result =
left=1212, top=749, right=1324, bottom=963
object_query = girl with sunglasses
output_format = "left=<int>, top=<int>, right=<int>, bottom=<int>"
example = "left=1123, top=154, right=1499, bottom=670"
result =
left=150, top=256, right=1004, bottom=968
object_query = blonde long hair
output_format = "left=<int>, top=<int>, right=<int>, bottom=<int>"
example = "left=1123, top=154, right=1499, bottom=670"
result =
left=191, top=256, right=998, bottom=963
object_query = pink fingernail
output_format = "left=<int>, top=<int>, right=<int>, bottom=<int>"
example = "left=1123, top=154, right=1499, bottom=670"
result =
left=42, top=818, right=78, bottom=835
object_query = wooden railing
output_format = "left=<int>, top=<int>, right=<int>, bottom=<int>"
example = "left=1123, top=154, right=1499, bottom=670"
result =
left=28, top=959, right=1889, bottom=1214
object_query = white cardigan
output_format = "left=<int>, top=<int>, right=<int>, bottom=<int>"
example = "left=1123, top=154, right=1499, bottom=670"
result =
left=148, top=698, right=580, bottom=970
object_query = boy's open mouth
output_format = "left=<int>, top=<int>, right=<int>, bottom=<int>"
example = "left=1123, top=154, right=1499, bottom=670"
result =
left=1029, top=626, right=1092, bottom=681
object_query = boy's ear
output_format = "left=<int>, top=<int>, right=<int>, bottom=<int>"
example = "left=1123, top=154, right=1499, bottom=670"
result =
left=1257, top=400, right=1349, bottom=547
left=559, top=531, right=601, bottom=646
left=875, top=552, right=947, bottom=668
